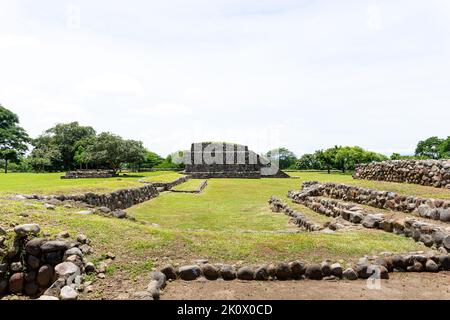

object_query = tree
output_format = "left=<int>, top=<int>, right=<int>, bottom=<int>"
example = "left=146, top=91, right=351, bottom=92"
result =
left=0, top=105, right=30, bottom=173
left=415, top=136, right=443, bottom=159
left=438, top=136, right=450, bottom=159
left=315, top=148, right=338, bottom=174
left=122, top=139, right=146, bottom=171
left=143, top=151, right=164, bottom=168
left=29, top=142, right=62, bottom=172
left=42, top=122, right=96, bottom=170
left=265, top=148, right=297, bottom=170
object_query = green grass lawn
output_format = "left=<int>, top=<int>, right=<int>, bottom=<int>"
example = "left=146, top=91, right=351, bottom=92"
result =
left=0, top=171, right=182, bottom=196
left=171, top=179, right=206, bottom=191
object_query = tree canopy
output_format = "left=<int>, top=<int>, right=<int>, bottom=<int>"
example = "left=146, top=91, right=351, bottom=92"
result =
left=0, top=105, right=30, bottom=173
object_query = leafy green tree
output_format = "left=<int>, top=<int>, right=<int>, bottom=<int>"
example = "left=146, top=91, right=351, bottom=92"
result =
left=415, top=136, right=443, bottom=159
left=29, top=142, right=62, bottom=172
left=143, top=151, right=164, bottom=168
left=265, top=148, right=297, bottom=170
left=38, top=122, right=96, bottom=170
left=438, top=136, right=450, bottom=159
left=315, top=148, right=338, bottom=174
left=0, top=105, right=30, bottom=173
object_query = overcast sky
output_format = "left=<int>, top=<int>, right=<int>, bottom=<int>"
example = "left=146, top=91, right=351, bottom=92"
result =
left=1, top=0, right=449, bottom=156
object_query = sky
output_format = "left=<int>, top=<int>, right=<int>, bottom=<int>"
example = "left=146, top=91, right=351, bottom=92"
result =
left=1, top=0, right=449, bottom=157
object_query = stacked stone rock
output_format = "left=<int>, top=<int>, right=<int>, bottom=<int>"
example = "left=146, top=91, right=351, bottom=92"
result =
left=268, top=197, right=324, bottom=232
left=61, top=170, right=118, bottom=179
left=159, top=252, right=450, bottom=283
left=295, top=181, right=450, bottom=223
left=0, top=224, right=94, bottom=300
left=23, top=184, right=159, bottom=211
left=353, top=160, right=450, bottom=189
left=171, top=180, right=208, bottom=194
left=150, top=176, right=190, bottom=191
left=288, top=183, right=450, bottom=253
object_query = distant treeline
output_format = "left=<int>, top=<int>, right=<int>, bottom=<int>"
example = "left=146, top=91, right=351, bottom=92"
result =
left=0, top=104, right=449, bottom=173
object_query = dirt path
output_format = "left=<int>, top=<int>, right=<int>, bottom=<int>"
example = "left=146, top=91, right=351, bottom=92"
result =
left=162, top=272, right=450, bottom=300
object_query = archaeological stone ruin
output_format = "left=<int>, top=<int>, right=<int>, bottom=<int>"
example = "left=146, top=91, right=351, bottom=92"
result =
left=183, top=142, right=289, bottom=178
left=353, top=160, right=450, bottom=189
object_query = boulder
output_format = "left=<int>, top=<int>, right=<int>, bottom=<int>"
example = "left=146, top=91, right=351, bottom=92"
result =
left=407, top=261, right=424, bottom=272
left=439, top=209, right=450, bottom=222
left=113, top=211, right=127, bottom=219
left=14, top=224, right=40, bottom=238
left=161, top=266, right=177, bottom=280
left=85, top=262, right=96, bottom=274
left=55, top=262, right=80, bottom=278
left=0, top=279, right=9, bottom=295
left=201, top=264, right=219, bottom=280
left=9, top=272, right=24, bottom=293
left=438, top=255, right=450, bottom=271
left=305, top=264, right=323, bottom=280
left=25, top=238, right=46, bottom=256
left=45, top=252, right=63, bottom=266
left=37, top=265, right=54, bottom=288
left=275, top=263, right=292, bottom=280
left=178, top=265, right=201, bottom=281
left=425, top=259, right=439, bottom=272
left=362, top=215, right=382, bottom=229
left=76, top=234, right=89, bottom=244
left=98, top=206, right=111, bottom=213
left=320, top=262, right=331, bottom=277
left=330, top=263, right=343, bottom=278
left=60, top=286, right=78, bottom=300
left=10, top=262, right=23, bottom=273
left=24, top=282, right=39, bottom=296
left=150, top=271, right=167, bottom=289
left=41, top=241, right=71, bottom=253
left=289, top=261, right=306, bottom=279
left=254, top=266, right=270, bottom=281
left=220, top=265, right=237, bottom=281
left=64, top=247, right=83, bottom=260
left=443, top=236, right=450, bottom=251
left=342, top=268, right=358, bottom=280
left=237, top=267, right=254, bottom=281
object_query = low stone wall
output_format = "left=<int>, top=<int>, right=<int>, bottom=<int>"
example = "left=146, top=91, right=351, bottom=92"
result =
left=353, top=160, right=450, bottom=189
left=151, top=176, right=190, bottom=191
left=288, top=185, right=450, bottom=252
left=61, top=170, right=118, bottom=179
left=157, top=252, right=450, bottom=283
left=0, top=224, right=94, bottom=299
left=268, top=197, right=324, bottom=232
left=296, top=181, right=450, bottom=223
left=25, top=184, right=159, bottom=211
left=171, top=180, right=208, bottom=194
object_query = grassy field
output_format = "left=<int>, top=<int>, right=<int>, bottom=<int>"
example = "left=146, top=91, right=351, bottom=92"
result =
left=0, top=171, right=182, bottom=196
left=1, top=171, right=448, bottom=298
left=171, top=179, right=206, bottom=191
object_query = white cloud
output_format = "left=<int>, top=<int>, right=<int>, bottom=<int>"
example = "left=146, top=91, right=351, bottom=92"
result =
left=0, top=0, right=449, bottom=156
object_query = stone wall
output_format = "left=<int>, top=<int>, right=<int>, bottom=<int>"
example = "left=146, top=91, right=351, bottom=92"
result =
left=61, top=170, right=118, bottom=179
left=151, top=176, right=190, bottom=191
left=0, top=224, right=93, bottom=299
left=288, top=182, right=450, bottom=252
left=268, top=197, right=324, bottom=231
left=295, top=181, right=450, bottom=223
left=25, top=184, right=160, bottom=211
left=353, top=160, right=450, bottom=189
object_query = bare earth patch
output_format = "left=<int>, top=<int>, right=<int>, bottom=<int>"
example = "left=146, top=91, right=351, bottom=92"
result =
left=162, top=272, right=450, bottom=300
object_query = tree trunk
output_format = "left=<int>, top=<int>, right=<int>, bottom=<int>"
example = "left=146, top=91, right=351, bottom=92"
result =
left=4, top=159, right=8, bottom=174
left=327, top=166, right=330, bottom=174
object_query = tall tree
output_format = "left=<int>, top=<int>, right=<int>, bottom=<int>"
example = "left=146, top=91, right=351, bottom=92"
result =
left=0, top=105, right=30, bottom=173
left=43, top=122, right=96, bottom=170
left=415, top=136, right=443, bottom=159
